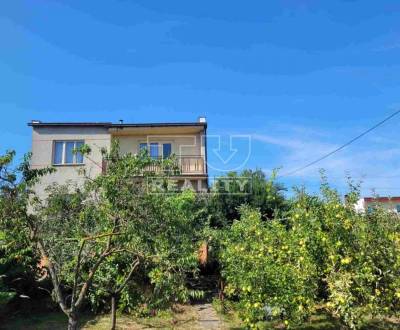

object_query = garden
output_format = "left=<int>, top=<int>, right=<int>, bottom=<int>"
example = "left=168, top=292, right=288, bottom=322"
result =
left=1, top=144, right=400, bottom=329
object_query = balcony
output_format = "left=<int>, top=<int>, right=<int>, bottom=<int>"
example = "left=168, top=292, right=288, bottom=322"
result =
left=102, top=155, right=206, bottom=176
left=145, top=155, right=206, bottom=176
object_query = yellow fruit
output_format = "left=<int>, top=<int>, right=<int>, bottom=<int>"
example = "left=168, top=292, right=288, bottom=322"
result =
left=340, top=257, right=352, bottom=265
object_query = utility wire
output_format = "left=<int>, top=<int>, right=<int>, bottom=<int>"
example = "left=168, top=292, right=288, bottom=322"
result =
left=281, top=109, right=400, bottom=177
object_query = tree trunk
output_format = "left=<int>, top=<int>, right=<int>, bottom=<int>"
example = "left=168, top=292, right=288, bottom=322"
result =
left=67, top=313, right=78, bottom=330
left=110, top=294, right=117, bottom=330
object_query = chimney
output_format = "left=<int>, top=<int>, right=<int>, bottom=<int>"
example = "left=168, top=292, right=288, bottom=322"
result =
left=119, top=119, right=124, bottom=125
left=198, top=116, right=206, bottom=123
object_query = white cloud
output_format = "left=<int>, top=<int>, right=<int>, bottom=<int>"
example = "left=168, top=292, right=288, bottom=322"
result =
left=253, top=127, right=400, bottom=196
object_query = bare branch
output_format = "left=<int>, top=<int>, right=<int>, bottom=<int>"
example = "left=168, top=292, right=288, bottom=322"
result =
left=36, top=238, right=69, bottom=315
left=73, top=250, right=108, bottom=309
left=71, top=239, right=86, bottom=308
left=115, top=257, right=140, bottom=295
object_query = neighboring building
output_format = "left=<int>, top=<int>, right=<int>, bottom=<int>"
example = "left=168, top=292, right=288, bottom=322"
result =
left=29, top=117, right=208, bottom=198
left=355, top=197, right=400, bottom=214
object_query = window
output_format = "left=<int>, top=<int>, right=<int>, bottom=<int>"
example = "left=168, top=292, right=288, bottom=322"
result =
left=139, top=143, right=148, bottom=152
left=163, top=143, right=172, bottom=158
left=150, top=143, right=159, bottom=159
left=139, top=142, right=172, bottom=159
left=53, top=140, right=84, bottom=165
left=396, top=204, right=400, bottom=213
left=75, top=141, right=84, bottom=163
left=53, top=142, right=64, bottom=165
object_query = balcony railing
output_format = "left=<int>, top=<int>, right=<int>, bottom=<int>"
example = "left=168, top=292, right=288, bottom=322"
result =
left=145, top=155, right=206, bottom=175
left=179, top=156, right=205, bottom=175
left=102, top=155, right=206, bottom=176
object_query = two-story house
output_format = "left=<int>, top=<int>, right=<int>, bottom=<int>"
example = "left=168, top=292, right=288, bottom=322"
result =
left=29, top=117, right=208, bottom=198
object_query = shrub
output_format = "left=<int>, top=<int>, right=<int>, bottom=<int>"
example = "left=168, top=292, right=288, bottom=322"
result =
left=288, top=183, right=400, bottom=328
left=217, top=180, right=400, bottom=329
left=216, top=206, right=318, bottom=328
left=210, top=169, right=287, bottom=226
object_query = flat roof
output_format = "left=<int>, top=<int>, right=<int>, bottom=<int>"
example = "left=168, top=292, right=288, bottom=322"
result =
left=364, top=197, right=400, bottom=202
left=28, top=121, right=206, bottom=128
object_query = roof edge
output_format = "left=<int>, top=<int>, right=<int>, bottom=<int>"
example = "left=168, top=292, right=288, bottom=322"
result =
left=110, top=122, right=206, bottom=128
left=28, top=121, right=207, bottom=128
left=28, top=122, right=112, bottom=127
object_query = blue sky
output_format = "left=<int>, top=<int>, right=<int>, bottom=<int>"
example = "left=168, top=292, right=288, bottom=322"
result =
left=1, top=0, right=400, bottom=196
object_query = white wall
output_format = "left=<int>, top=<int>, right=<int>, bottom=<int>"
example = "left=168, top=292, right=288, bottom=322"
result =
left=116, top=133, right=203, bottom=157
left=31, top=126, right=111, bottom=199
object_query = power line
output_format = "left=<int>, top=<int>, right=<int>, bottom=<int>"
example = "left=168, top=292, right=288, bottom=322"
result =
left=281, top=109, right=400, bottom=177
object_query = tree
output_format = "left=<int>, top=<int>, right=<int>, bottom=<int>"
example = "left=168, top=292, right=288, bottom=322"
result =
left=216, top=177, right=400, bottom=329
left=216, top=206, right=318, bottom=328
left=0, top=148, right=181, bottom=329
left=1, top=143, right=206, bottom=330
left=0, top=151, right=54, bottom=316
left=210, top=169, right=287, bottom=226
left=84, top=143, right=205, bottom=328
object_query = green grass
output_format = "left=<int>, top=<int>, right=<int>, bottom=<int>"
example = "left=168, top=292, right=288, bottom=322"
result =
left=1, top=305, right=200, bottom=330
left=2, top=303, right=400, bottom=330
left=0, top=312, right=69, bottom=330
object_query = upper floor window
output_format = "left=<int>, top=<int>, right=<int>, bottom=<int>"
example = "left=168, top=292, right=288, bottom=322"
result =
left=163, top=143, right=172, bottom=158
left=139, top=142, right=172, bottom=159
left=53, top=140, right=84, bottom=165
left=150, top=143, right=159, bottom=159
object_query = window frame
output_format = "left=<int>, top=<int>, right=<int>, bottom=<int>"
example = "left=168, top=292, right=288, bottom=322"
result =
left=138, top=141, right=173, bottom=159
left=162, top=142, right=172, bottom=159
left=52, top=140, right=85, bottom=166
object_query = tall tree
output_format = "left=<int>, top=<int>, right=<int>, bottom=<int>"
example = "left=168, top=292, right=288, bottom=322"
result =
left=210, top=169, right=287, bottom=226
left=0, top=145, right=205, bottom=329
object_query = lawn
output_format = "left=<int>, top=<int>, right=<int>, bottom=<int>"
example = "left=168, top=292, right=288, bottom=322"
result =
left=2, top=303, right=400, bottom=330
left=1, top=305, right=200, bottom=330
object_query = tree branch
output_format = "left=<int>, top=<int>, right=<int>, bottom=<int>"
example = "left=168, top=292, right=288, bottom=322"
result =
left=115, top=257, right=140, bottom=295
left=71, top=239, right=86, bottom=308
left=36, top=238, right=69, bottom=315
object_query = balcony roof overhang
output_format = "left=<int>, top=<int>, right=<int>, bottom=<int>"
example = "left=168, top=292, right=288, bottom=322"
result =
left=109, top=123, right=206, bottom=136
